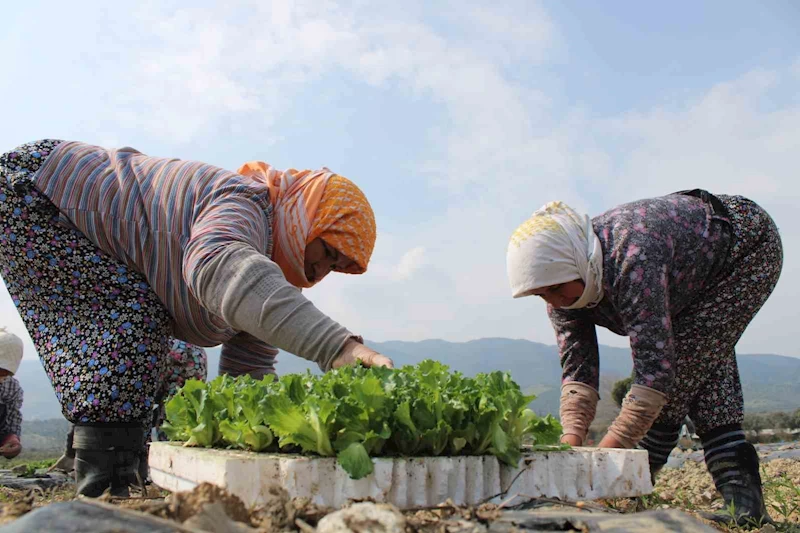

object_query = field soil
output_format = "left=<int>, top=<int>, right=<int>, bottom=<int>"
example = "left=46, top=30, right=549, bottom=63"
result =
left=0, top=443, right=798, bottom=532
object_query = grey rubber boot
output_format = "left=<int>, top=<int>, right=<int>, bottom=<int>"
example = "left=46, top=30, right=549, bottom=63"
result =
left=72, top=425, right=146, bottom=498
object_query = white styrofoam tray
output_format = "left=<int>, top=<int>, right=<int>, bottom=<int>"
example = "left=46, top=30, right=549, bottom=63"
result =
left=149, top=442, right=652, bottom=509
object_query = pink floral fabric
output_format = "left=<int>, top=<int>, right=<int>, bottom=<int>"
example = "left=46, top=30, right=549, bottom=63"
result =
left=549, top=193, right=782, bottom=433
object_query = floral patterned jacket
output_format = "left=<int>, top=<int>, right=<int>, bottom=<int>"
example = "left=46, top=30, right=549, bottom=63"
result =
left=548, top=193, right=732, bottom=395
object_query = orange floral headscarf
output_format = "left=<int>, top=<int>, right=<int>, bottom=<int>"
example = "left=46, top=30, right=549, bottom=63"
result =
left=237, top=161, right=376, bottom=288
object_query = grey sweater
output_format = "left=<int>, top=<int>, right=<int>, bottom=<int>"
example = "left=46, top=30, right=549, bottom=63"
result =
left=194, top=243, right=354, bottom=374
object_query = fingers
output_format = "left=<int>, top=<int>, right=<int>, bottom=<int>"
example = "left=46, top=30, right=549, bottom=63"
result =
left=560, top=434, right=582, bottom=447
left=330, top=340, right=395, bottom=370
left=353, top=345, right=393, bottom=369
left=366, top=353, right=394, bottom=369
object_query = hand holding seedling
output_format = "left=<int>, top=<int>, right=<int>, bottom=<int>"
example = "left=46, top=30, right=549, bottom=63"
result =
left=332, top=338, right=394, bottom=370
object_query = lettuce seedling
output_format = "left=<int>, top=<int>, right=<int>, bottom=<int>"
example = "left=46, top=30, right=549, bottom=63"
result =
left=163, top=360, right=562, bottom=480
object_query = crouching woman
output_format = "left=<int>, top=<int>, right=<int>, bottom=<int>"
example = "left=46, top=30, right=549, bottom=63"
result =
left=506, top=191, right=782, bottom=526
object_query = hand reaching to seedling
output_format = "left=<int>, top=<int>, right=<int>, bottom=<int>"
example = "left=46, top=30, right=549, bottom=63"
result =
left=332, top=338, right=394, bottom=370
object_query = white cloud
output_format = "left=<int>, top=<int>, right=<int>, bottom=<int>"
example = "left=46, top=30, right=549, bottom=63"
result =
left=309, top=59, right=800, bottom=357
left=584, top=66, right=800, bottom=355
left=394, top=247, right=427, bottom=280
left=601, top=69, right=799, bottom=203
left=459, top=2, right=559, bottom=65
left=1, top=2, right=797, bottom=360
left=110, top=0, right=561, bottom=157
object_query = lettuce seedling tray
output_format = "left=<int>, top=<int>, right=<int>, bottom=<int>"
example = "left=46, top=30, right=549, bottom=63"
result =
left=149, top=443, right=653, bottom=509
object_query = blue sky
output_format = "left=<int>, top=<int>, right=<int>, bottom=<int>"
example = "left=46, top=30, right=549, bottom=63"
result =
left=1, top=0, right=798, bottom=361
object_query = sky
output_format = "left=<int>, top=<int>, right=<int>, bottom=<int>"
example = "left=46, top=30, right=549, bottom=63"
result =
left=1, top=0, right=799, bottom=360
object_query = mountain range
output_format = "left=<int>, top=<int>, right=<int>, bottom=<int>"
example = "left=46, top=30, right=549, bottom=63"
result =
left=15, top=338, right=800, bottom=424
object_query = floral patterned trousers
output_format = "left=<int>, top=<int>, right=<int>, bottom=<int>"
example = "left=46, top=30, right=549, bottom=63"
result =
left=654, top=194, right=783, bottom=434
left=0, top=140, right=206, bottom=434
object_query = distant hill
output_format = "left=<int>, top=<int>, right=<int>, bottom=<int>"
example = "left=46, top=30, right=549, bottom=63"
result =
left=19, top=418, right=71, bottom=453
left=15, top=338, right=800, bottom=425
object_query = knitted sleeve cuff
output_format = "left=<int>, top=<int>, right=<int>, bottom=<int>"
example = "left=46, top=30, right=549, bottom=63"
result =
left=606, top=384, right=668, bottom=448
left=559, top=381, right=600, bottom=445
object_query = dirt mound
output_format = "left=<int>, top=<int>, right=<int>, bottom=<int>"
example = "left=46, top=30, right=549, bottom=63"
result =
left=168, top=481, right=251, bottom=525
left=249, top=486, right=334, bottom=531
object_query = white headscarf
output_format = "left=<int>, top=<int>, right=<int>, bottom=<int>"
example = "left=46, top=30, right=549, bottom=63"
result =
left=0, top=327, right=23, bottom=375
left=506, top=201, right=604, bottom=309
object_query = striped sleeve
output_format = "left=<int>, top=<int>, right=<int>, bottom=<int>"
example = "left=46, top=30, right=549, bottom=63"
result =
left=183, top=184, right=273, bottom=306
left=219, top=333, right=279, bottom=379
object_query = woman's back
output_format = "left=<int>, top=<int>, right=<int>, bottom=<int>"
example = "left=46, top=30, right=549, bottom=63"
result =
left=592, top=193, right=732, bottom=319
left=32, top=141, right=274, bottom=345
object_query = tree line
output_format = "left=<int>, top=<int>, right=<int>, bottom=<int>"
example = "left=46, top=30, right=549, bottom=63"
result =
left=611, top=377, right=800, bottom=432
left=742, top=410, right=800, bottom=433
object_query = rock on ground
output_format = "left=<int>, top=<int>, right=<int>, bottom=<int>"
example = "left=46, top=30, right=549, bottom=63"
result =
left=0, top=472, right=72, bottom=491
left=488, top=509, right=718, bottom=532
left=0, top=500, right=186, bottom=533
left=168, top=481, right=251, bottom=525
left=317, top=502, right=406, bottom=533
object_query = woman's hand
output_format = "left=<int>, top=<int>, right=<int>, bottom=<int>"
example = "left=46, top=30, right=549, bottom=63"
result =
left=331, top=338, right=394, bottom=370
left=597, top=433, right=626, bottom=449
left=560, top=434, right=583, bottom=447
left=0, top=434, right=22, bottom=459
left=560, top=433, right=625, bottom=448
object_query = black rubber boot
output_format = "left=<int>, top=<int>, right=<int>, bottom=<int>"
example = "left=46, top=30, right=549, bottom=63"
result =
left=74, top=448, right=118, bottom=497
left=699, top=425, right=773, bottom=527
left=111, top=450, right=142, bottom=496
left=637, top=423, right=681, bottom=486
left=73, top=425, right=146, bottom=498
left=137, top=444, right=150, bottom=485
left=49, top=425, right=76, bottom=473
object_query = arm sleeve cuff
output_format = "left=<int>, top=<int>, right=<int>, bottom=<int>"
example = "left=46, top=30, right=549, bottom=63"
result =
left=559, top=381, right=600, bottom=445
left=606, top=384, right=668, bottom=448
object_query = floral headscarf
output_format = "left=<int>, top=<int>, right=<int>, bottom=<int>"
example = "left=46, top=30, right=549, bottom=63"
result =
left=237, top=161, right=376, bottom=288
left=506, top=201, right=604, bottom=309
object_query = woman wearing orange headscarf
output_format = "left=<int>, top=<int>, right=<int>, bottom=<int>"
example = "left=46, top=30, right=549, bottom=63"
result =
left=0, top=139, right=391, bottom=497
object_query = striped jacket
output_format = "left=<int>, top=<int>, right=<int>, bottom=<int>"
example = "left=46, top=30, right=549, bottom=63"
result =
left=33, top=141, right=280, bottom=371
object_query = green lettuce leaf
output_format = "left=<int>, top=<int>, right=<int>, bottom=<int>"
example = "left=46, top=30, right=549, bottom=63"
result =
left=337, top=442, right=373, bottom=480
left=163, top=359, right=564, bottom=479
